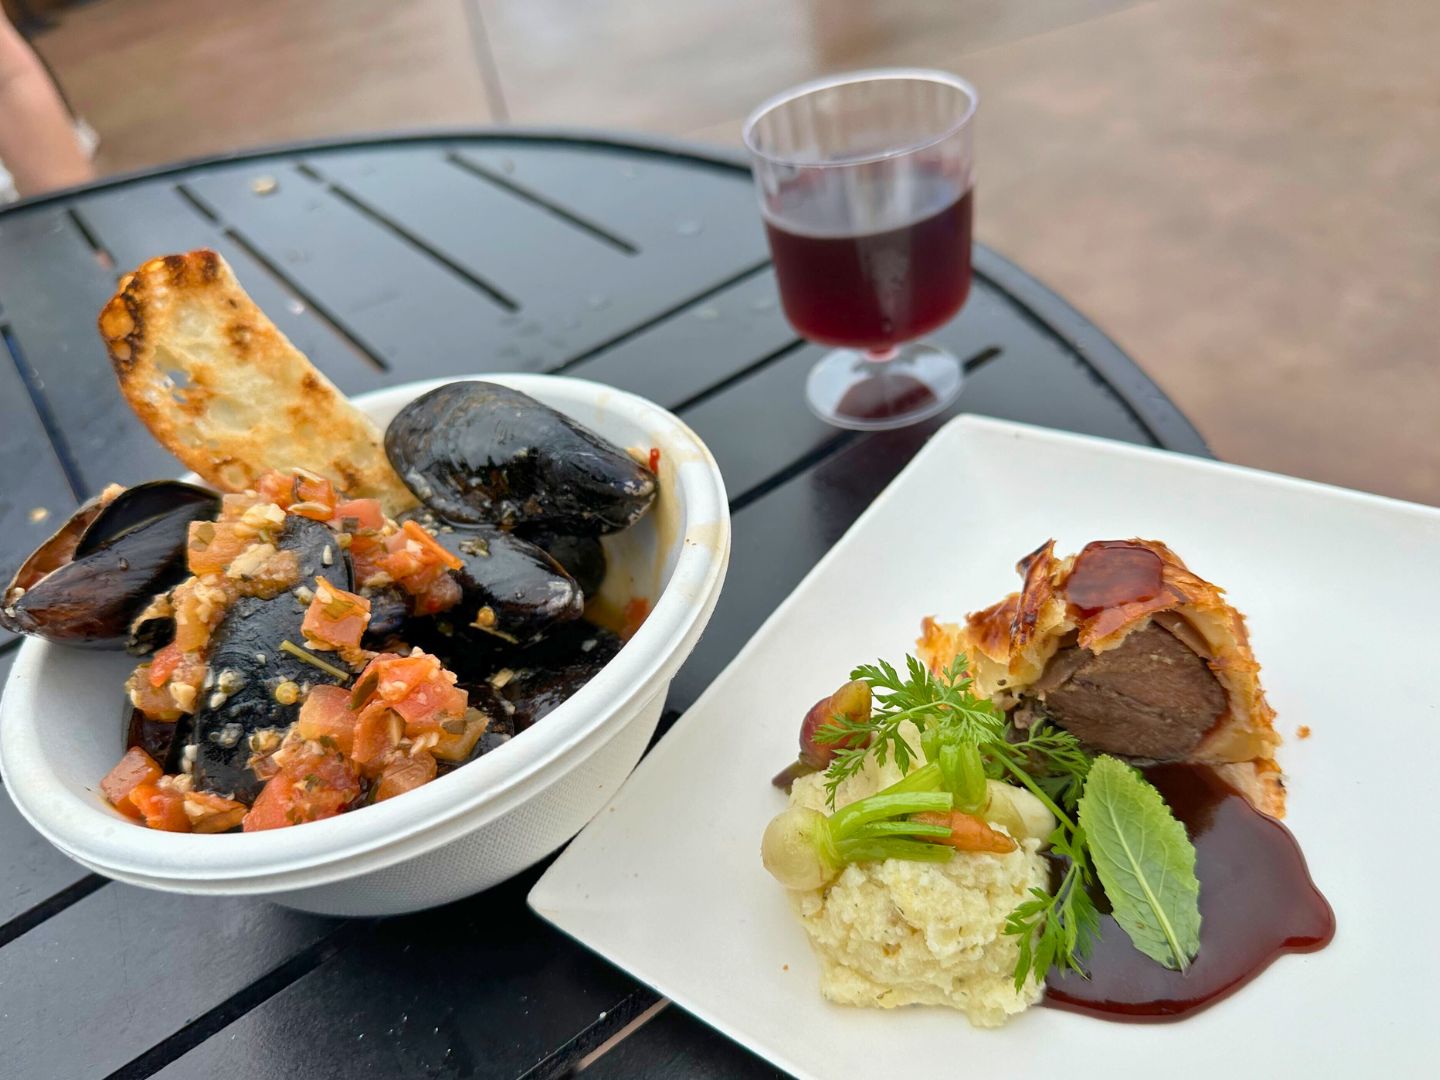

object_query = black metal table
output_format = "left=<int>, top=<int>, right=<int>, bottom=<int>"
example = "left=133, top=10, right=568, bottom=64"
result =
left=0, top=130, right=1206, bottom=1080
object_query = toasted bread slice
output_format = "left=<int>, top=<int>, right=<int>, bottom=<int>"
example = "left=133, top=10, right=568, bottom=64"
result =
left=100, top=250, right=417, bottom=515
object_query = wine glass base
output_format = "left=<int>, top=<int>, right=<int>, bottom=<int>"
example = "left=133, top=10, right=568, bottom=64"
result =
left=804, top=342, right=962, bottom=431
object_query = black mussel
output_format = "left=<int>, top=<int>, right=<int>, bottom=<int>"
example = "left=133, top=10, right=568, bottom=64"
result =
left=127, top=590, right=177, bottom=655
left=384, top=381, right=656, bottom=533
left=189, top=516, right=352, bottom=802
left=126, top=707, right=193, bottom=774
left=361, top=585, right=413, bottom=646
left=522, top=529, right=607, bottom=599
left=403, top=509, right=583, bottom=645
left=488, top=620, right=623, bottom=732
left=1, top=480, right=219, bottom=648
left=386, top=616, right=504, bottom=687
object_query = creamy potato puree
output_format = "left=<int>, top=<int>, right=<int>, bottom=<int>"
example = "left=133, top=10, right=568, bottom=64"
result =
left=787, top=731, right=1047, bottom=1027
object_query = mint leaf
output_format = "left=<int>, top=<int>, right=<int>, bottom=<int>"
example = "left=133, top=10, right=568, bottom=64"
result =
left=1077, top=756, right=1201, bottom=971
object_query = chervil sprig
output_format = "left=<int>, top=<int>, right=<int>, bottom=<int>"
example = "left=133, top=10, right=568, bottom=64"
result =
left=814, top=654, right=1005, bottom=807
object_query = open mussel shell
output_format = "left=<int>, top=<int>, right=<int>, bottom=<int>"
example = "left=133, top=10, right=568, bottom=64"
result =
left=404, top=510, right=583, bottom=645
left=360, top=584, right=413, bottom=647
left=384, top=381, right=657, bottom=534
left=0, top=480, right=219, bottom=648
left=521, top=529, right=607, bottom=600
left=486, top=620, right=623, bottom=732
left=127, top=706, right=193, bottom=774
left=189, top=516, right=352, bottom=803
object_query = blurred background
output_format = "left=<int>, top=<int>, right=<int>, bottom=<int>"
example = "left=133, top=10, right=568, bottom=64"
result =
left=7, top=0, right=1438, bottom=504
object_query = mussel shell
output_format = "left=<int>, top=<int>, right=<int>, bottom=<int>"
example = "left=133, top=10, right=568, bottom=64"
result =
left=488, top=620, right=623, bottom=732
left=1, top=481, right=220, bottom=648
left=77, top=481, right=217, bottom=557
left=384, top=381, right=656, bottom=533
left=360, top=585, right=413, bottom=646
left=127, top=593, right=176, bottom=656
left=521, top=530, right=607, bottom=600
left=410, top=511, right=583, bottom=645
left=126, top=707, right=193, bottom=774
left=189, top=516, right=352, bottom=802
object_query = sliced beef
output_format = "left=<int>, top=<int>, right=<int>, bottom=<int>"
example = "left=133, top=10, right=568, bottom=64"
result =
left=1030, top=622, right=1225, bottom=761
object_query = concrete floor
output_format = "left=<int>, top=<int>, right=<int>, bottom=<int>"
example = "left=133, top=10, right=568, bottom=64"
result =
left=28, top=0, right=1440, bottom=505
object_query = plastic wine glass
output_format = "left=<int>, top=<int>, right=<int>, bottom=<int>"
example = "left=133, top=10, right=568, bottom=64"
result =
left=744, top=69, right=978, bottom=430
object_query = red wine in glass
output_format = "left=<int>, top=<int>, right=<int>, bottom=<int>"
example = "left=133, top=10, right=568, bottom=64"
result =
left=745, top=70, right=980, bottom=430
left=764, top=187, right=974, bottom=353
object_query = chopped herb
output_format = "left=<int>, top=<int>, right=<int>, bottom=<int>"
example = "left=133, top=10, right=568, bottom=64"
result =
left=278, top=639, right=349, bottom=680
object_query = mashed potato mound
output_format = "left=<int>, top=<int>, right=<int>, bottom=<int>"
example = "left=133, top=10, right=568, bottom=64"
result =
left=787, top=732, right=1048, bottom=1027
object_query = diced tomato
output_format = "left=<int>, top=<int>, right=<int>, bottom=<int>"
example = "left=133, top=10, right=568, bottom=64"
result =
left=172, top=577, right=235, bottom=653
left=393, top=681, right=468, bottom=736
left=362, top=521, right=463, bottom=611
left=242, top=774, right=297, bottom=831
left=254, top=469, right=296, bottom=508
left=413, top=572, right=463, bottom=617
left=129, top=783, right=192, bottom=832
left=648, top=446, right=661, bottom=473
left=351, top=650, right=467, bottom=738
left=220, top=491, right=262, bottom=520
left=127, top=665, right=182, bottom=721
left=373, top=653, right=444, bottom=703
left=373, top=751, right=437, bottom=802
left=431, top=708, right=488, bottom=763
left=147, top=643, right=184, bottom=687
left=301, top=579, right=371, bottom=650
left=243, top=744, right=361, bottom=831
left=183, top=791, right=247, bottom=834
left=351, top=704, right=404, bottom=774
left=294, top=685, right=359, bottom=756
left=333, top=498, right=385, bottom=532
left=399, top=520, right=462, bottom=571
left=100, top=747, right=162, bottom=819
left=287, top=474, right=338, bottom=520
left=187, top=520, right=254, bottom=576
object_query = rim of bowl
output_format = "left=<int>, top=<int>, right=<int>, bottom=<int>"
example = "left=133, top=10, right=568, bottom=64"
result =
left=0, top=374, right=730, bottom=884
left=743, top=67, right=979, bottom=169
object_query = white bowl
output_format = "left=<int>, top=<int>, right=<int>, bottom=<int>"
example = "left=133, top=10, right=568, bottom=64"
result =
left=0, top=375, right=730, bottom=915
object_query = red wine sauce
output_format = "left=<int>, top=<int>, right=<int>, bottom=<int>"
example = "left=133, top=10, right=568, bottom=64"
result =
left=1045, top=764, right=1334, bottom=1021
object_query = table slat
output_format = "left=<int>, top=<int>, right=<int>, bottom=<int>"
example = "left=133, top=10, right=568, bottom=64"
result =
left=148, top=869, right=638, bottom=1080
left=566, top=268, right=795, bottom=410
left=0, top=207, right=181, bottom=493
left=581, top=1002, right=784, bottom=1080
left=453, top=143, right=766, bottom=267
left=309, top=148, right=640, bottom=366
left=0, top=786, right=95, bottom=932
left=179, top=164, right=522, bottom=378
left=72, top=185, right=390, bottom=395
left=0, top=885, right=339, bottom=1080
left=0, top=316, right=76, bottom=617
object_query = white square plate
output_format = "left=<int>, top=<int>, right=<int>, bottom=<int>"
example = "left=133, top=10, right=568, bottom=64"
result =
left=530, top=415, right=1440, bottom=1078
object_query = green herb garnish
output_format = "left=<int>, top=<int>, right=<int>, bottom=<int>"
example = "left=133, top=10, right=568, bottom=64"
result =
left=814, top=655, right=1003, bottom=808
left=810, top=652, right=1202, bottom=990
left=1079, top=755, right=1201, bottom=971
left=278, top=639, right=349, bottom=680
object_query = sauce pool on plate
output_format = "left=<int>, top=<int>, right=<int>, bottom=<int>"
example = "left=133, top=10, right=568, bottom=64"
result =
left=1046, top=764, right=1335, bottom=1021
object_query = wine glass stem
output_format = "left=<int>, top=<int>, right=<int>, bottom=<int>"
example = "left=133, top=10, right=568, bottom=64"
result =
left=866, top=346, right=900, bottom=363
